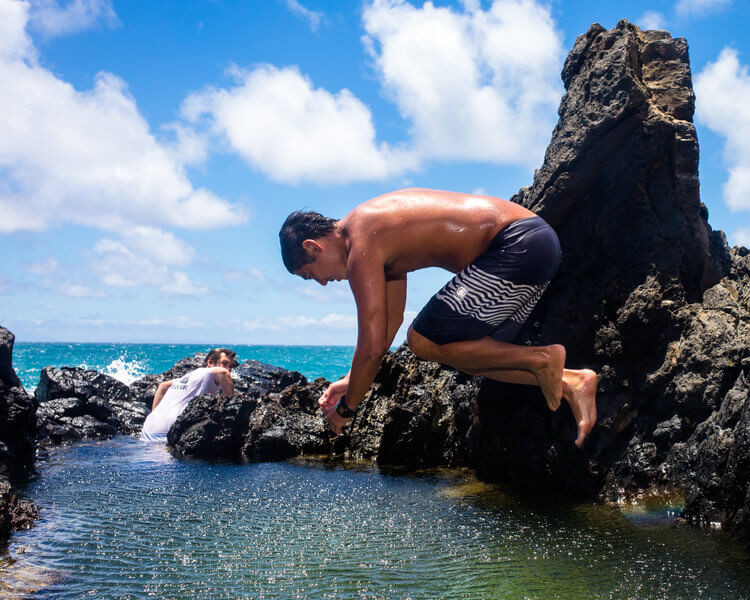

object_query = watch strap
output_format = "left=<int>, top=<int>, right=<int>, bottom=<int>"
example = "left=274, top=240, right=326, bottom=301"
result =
left=335, top=395, right=357, bottom=418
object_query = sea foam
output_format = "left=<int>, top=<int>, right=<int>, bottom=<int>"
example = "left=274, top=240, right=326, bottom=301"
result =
left=102, top=357, right=146, bottom=386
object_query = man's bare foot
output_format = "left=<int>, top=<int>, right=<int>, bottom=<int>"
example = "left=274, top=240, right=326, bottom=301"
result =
left=564, top=369, right=597, bottom=447
left=533, top=344, right=566, bottom=411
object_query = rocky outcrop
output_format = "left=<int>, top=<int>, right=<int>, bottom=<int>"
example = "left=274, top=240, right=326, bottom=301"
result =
left=478, top=20, right=748, bottom=535
left=35, top=367, right=148, bottom=444
left=167, top=21, right=750, bottom=540
left=168, top=347, right=475, bottom=467
left=0, top=327, right=38, bottom=540
left=168, top=361, right=319, bottom=460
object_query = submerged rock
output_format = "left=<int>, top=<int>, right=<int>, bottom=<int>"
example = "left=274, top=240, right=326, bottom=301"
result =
left=0, top=326, right=38, bottom=540
left=35, top=367, right=148, bottom=444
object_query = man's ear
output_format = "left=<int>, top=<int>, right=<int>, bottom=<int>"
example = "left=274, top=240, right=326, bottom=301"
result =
left=301, top=239, right=322, bottom=255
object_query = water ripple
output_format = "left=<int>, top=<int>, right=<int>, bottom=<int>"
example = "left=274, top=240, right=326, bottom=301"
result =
left=4, top=437, right=750, bottom=599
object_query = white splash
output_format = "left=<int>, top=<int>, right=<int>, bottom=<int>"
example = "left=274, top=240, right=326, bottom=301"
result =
left=102, top=357, right=146, bottom=385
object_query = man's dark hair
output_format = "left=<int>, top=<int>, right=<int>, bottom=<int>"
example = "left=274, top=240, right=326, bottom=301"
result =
left=279, top=211, right=337, bottom=273
left=205, top=348, right=237, bottom=368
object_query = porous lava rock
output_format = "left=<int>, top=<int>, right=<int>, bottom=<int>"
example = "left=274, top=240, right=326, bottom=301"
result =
left=35, top=367, right=148, bottom=444
left=167, top=361, right=316, bottom=460
left=468, top=20, right=749, bottom=537
left=0, top=326, right=38, bottom=540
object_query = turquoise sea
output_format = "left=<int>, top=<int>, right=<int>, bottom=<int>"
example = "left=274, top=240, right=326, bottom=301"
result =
left=3, top=343, right=750, bottom=599
left=12, top=342, right=356, bottom=391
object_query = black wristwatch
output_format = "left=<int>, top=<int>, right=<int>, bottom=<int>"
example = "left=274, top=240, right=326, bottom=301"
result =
left=335, top=395, right=357, bottom=418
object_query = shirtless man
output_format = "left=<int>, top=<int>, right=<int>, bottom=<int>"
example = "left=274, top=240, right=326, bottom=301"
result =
left=279, top=189, right=597, bottom=446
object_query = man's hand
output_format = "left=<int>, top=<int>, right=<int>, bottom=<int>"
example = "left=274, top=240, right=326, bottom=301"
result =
left=318, top=376, right=348, bottom=413
left=323, top=404, right=353, bottom=435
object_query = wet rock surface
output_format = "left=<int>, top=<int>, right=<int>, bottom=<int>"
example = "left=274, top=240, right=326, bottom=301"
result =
left=35, top=367, right=148, bottom=444
left=0, top=327, right=38, bottom=540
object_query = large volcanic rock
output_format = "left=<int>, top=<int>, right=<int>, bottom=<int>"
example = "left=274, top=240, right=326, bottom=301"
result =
left=167, top=361, right=319, bottom=460
left=168, top=20, right=750, bottom=540
left=35, top=367, right=148, bottom=444
left=468, top=20, right=747, bottom=536
left=0, top=327, right=38, bottom=539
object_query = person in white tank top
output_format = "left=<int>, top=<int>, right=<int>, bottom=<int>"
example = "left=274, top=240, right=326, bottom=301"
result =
left=140, top=348, right=237, bottom=442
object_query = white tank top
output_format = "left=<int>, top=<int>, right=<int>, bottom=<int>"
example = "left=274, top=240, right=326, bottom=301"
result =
left=140, top=367, right=221, bottom=441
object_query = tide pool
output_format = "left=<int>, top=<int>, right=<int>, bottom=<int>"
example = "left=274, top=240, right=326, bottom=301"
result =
left=3, top=437, right=749, bottom=599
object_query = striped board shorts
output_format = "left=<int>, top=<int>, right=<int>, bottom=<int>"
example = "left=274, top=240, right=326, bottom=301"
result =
left=411, top=216, right=561, bottom=345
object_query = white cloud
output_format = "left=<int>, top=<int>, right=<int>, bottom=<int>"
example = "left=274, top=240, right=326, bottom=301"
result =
left=362, top=0, right=564, bottom=166
left=28, top=0, right=119, bottom=37
left=224, top=267, right=266, bottom=283
left=301, top=284, right=351, bottom=302
left=93, top=227, right=207, bottom=294
left=0, top=0, right=246, bottom=233
left=732, top=228, right=750, bottom=248
left=138, top=316, right=207, bottom=329
left=695, top=48, right=750, bottom=212
left=638, top=10, right=667, bottom=30
left=243, top=312, right=356, bottom=331
left=278, top=0, right=325, bottom=31
left=183, top=64, right=414, bottom=184
left=161, top=272, right=209, bottom=295
left=179, top=0, right=563, bottom=184
left=26, top=257, right=107, bottom=297
left=675, top=0, right=731, bottom=17
left=58, top=282, right=106, bottom=298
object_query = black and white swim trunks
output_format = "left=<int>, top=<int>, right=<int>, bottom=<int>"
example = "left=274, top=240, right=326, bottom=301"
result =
left=411, top=216, right=561, bottom=345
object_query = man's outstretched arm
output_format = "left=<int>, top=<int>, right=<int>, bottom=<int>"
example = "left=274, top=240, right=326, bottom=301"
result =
left=319, top=275, right=406, bottom=410
left=152, top=380, right=173, bottom=410
left=323, top=251, right=391, bottom=433
left=211, top=367, right=235, bottom=397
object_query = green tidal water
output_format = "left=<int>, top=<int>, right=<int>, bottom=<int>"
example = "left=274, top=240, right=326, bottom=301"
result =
left=2, top=438, right=749, bottom=600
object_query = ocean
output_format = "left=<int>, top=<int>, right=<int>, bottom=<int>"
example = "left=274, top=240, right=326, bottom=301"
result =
left=12, top=342, right=355, bottom=392
left=3, top=343, right=750, bottom=599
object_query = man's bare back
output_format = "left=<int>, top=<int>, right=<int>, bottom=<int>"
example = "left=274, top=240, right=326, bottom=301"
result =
left=339, top=188, right=537, bottom=277
left=279, top=188, right=597, bottom=448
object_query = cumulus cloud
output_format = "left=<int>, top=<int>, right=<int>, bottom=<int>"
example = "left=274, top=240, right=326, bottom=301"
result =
left=362, top=0, right=564, bottom=166
left=695, top=48, right=750, bottom=213
left=675, top=0, right=731, bottom=17
left=638, top=10, right=667, bottom=30
left=93, top=227, right=208, bottom=295
left=0, top=0, right=246, bottom=234
left=278, top=0, right=325, bottom=31
left=28, top=0, right=119, bottom=37
left=182, top=0, right=563, bottom=184
left=183, top=64, right=413, bottom=184
left=26, top=257, right=106, bottom=297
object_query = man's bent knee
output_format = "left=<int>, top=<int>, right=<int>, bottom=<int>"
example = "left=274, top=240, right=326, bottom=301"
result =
left=407, top=326, right=443, bottom=362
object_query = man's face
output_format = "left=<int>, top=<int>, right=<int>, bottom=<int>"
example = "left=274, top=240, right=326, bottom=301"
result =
left=209, top=352, right=236, bottom=369
left=295, top=242, right=346, bottom=286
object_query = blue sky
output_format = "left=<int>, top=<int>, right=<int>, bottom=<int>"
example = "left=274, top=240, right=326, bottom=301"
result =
left=1, top=0, right=749, bottom=344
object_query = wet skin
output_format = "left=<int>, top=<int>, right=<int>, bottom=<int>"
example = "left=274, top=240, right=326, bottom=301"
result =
left=294, top=188, right=598, bottom=446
